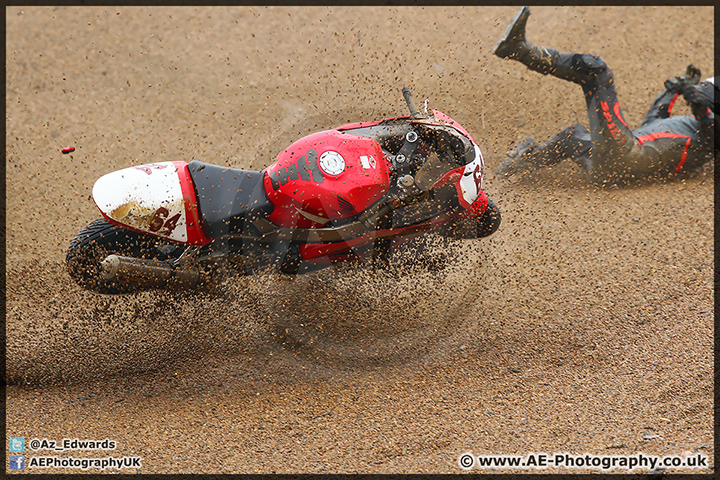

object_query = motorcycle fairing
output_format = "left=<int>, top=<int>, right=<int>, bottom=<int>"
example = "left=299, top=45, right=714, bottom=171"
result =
left=456, top=144, right=485, bottom=208
left=334, top=115, right=408, bottom=131
left=297, top=207, right=460, bottom=262
left=340, top=110, right=486, bottom=208
left=339, top=110, right=478, bottom=148
left=428, top=109, right=477, bottom=143
left=287, top=110, right=488, bottom=264
left=93, top=161, right=211, bottom=245
left=296, top=180, right=489, bottom=265
left=412, top=110, right=485, bottom=207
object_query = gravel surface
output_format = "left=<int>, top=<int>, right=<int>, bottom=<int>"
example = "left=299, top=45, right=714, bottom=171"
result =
left=5, top=6, right=713, bottom=474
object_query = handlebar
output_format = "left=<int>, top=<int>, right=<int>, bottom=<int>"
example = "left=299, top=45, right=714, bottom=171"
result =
left=402, top=87, right=424, bottom=119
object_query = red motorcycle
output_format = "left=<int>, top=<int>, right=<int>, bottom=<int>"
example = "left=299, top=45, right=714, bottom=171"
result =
left=67, top=89, right=500, bottom=292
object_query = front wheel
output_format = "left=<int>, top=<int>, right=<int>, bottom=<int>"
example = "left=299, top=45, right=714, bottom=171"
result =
left=475, top=199, right=501, bottom=238
left=440, top=199, right=501, bottom=239
left=66, top=219, right=184, bottom=293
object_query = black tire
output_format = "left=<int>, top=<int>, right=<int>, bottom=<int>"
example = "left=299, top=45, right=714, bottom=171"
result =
left=440, top=199, right=501, bottom=239
left=476, top=198, right=501, bottom=238
left=66, top=218, right=183, bottom=293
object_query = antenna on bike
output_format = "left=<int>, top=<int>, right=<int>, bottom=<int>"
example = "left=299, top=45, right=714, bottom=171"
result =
left=402, top=87, right=424, bottom=119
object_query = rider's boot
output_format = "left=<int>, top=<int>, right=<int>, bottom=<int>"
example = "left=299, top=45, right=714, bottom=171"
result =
left=493, top=6, right=587, bottom=83
left=495, top=137, right=540, bottom=176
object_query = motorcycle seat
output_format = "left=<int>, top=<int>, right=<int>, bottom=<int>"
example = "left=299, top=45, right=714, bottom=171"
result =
left=188, top=160, right=274, bottom=237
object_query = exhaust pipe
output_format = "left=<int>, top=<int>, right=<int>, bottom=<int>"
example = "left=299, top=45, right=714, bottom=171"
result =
left=100, top=254, right=203, bottom=288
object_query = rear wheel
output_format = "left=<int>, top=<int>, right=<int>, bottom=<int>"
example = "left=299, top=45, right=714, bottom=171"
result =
left=66, top=218, right=183, bottom=293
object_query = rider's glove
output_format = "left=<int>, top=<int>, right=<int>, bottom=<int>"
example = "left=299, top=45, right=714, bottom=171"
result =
left=680, top=83, right=714, bottom=112
left=664, top=64, right=701, bottom=93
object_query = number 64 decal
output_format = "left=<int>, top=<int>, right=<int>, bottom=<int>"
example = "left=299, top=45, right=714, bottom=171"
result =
left=148, top=207, right=181, bottom=235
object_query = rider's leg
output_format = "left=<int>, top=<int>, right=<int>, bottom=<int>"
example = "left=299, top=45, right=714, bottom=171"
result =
left=496, top=124, right=592, bottom=175
left=494, top=6, right=638, bottom=184
left=494, top=6, right=585, bottom=83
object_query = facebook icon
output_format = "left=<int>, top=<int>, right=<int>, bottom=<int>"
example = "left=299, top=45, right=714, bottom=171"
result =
left=10, top=455, right=25, bottom=470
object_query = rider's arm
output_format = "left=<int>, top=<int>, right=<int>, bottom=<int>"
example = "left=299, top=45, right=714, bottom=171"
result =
left=640, top=89, right=679, bottom=125
left=642, top=65, right=704, bottom=126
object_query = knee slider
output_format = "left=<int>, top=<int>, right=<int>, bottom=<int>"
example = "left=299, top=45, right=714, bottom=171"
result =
left=572, top=54, right=607, bottom=76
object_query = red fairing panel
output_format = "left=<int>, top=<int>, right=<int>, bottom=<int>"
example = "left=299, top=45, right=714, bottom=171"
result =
left=298, top=218, right=449, bottom=262
left=263, top=130, right=390, bottom=228
left=431, top=110, right=476, bottom=143
left=334, top=115, right=407, bottom=131
left=173, top=161, right=213, bottom=245
left=429, top=153, right=487, bottom=213
left=460, top=189, right=489, bottom=218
